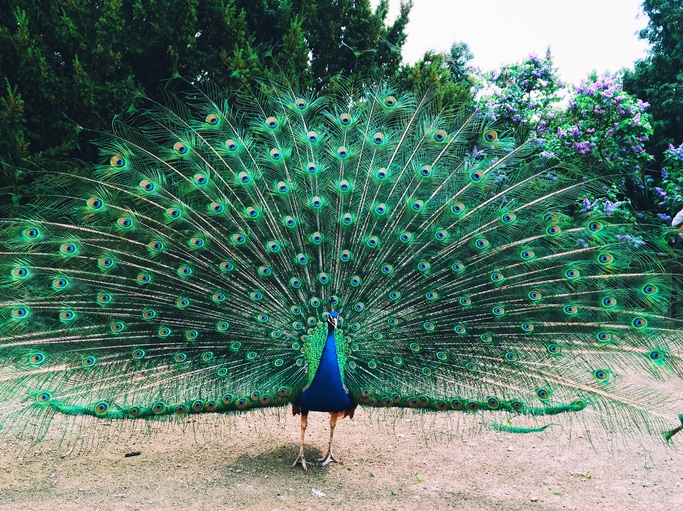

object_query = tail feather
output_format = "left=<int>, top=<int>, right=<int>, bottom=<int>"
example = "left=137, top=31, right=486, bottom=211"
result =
left=0, top=80, right=682, bottom=446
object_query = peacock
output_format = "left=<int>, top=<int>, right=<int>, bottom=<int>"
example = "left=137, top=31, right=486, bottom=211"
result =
left=1, top=79, right=682, bottom=471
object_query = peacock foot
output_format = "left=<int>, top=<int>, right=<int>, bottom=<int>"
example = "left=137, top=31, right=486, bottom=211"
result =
left=319, top=452, right=339, bottom=466
left=292, top=454, right=307, bottom=471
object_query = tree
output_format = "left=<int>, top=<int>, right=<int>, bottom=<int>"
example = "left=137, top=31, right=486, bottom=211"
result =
left=548, top=72, right=653, bottom=177
left=651, top=142, right=683, bottom=220
left=0, top=0, right=411, bottom=188
left=623, top=0, right=683, bottom=159
left=445, top=42, right=474, bottom=83
left=475, top=52, right=564, bottom=138
left=0, top=1, right=276, bottom=168
left=290, top=0, right=410, bottom=87
left=474, top=58, right=654, bottom=220
left=396, top=44, right=474, bottom=110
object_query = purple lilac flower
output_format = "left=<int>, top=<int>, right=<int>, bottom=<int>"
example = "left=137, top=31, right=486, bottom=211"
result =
left=471, top=145, right=485, bottom=158
left=573, top=141, right=592, bottom=155
left=667, top=143, right=683, bottom=160
left=581, top=198, right=599, bottom=213
left=603, top=200, right=622, bottom=215
left=616, top=234, right=646, bottom=249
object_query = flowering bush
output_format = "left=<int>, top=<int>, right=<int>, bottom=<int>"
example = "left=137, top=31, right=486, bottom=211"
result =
left=651, top=142, right=683, bottom=218
left=577, top=186, right=635, bottom=223
left=474, top=58, right=683, bottom=223
left=475, top=53, right=564, bottom=136
left=546, top=73, right=653, bottom=175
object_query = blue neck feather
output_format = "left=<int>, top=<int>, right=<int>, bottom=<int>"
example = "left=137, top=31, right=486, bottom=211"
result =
left=299, top=325, right=352, bottom=413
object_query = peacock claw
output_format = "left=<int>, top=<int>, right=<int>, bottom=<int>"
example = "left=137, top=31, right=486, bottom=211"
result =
left=292, top=454, right=307, bottom=471
left=319, top=452, right=339, bottom=466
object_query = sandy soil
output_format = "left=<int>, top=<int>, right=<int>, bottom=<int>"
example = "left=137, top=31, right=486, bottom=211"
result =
left=0, top=406, right=681, bottom=511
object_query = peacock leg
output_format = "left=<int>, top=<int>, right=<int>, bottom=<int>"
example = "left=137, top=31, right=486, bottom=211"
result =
left=292, top=414, right=308, bottom=470
left=319, top=412, right=341, bottom=466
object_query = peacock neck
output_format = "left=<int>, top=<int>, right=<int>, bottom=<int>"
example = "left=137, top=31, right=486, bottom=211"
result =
left=299, top=325, right=352, bottom=414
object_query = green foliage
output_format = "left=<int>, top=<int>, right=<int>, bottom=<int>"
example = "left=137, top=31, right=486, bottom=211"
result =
left=0, top=80, right=27, bottom=162
left=651, top=142, right=683, bottom=215
left=474, top=57, right=654, bottom=219
left=0, top=80, right=27, bottom=196
left=623, top=0, right=683, bottom=159
left=0, top=0, right=410, bottom=185
left=291, top=0, right=410, bottom=87
left=445, top=42, right=473, bottom=83
left=1, top=1, right=267, bottom=166
left=396, top=46, right=473, bottom=110
left=548, top=73, right=653, bottom=176
left=619, top=0, right=683, bottom=219
left=475, top=53, right=564, bottom=136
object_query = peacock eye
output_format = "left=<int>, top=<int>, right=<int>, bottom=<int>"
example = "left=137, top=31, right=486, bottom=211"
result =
left=433, top=130, right=447, bottom=142
left=110, top=155, right=126, bottom=167
left=266, top=116, right=278, bottom=129
left=483, top=129, right=498, bottom=142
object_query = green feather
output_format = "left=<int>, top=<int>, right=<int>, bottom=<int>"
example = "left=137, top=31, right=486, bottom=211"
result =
left=0, top=80, right=682, bottom=463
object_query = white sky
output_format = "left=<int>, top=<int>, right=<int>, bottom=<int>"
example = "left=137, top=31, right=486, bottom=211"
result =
left=379, top=0, right=651, bottom=85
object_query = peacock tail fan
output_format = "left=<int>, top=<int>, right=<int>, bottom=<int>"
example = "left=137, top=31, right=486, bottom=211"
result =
left=1, top=79, right=682, bottom=449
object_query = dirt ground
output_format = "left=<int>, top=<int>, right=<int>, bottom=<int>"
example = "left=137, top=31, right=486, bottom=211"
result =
left=0, top=405, right=681, bottom=511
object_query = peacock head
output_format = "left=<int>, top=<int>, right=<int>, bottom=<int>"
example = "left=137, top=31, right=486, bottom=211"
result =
left=326, top=309, right=340, bottom=330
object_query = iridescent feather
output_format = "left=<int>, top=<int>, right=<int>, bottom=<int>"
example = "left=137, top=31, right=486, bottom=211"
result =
left=0, top=81, right=682, bottom=468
